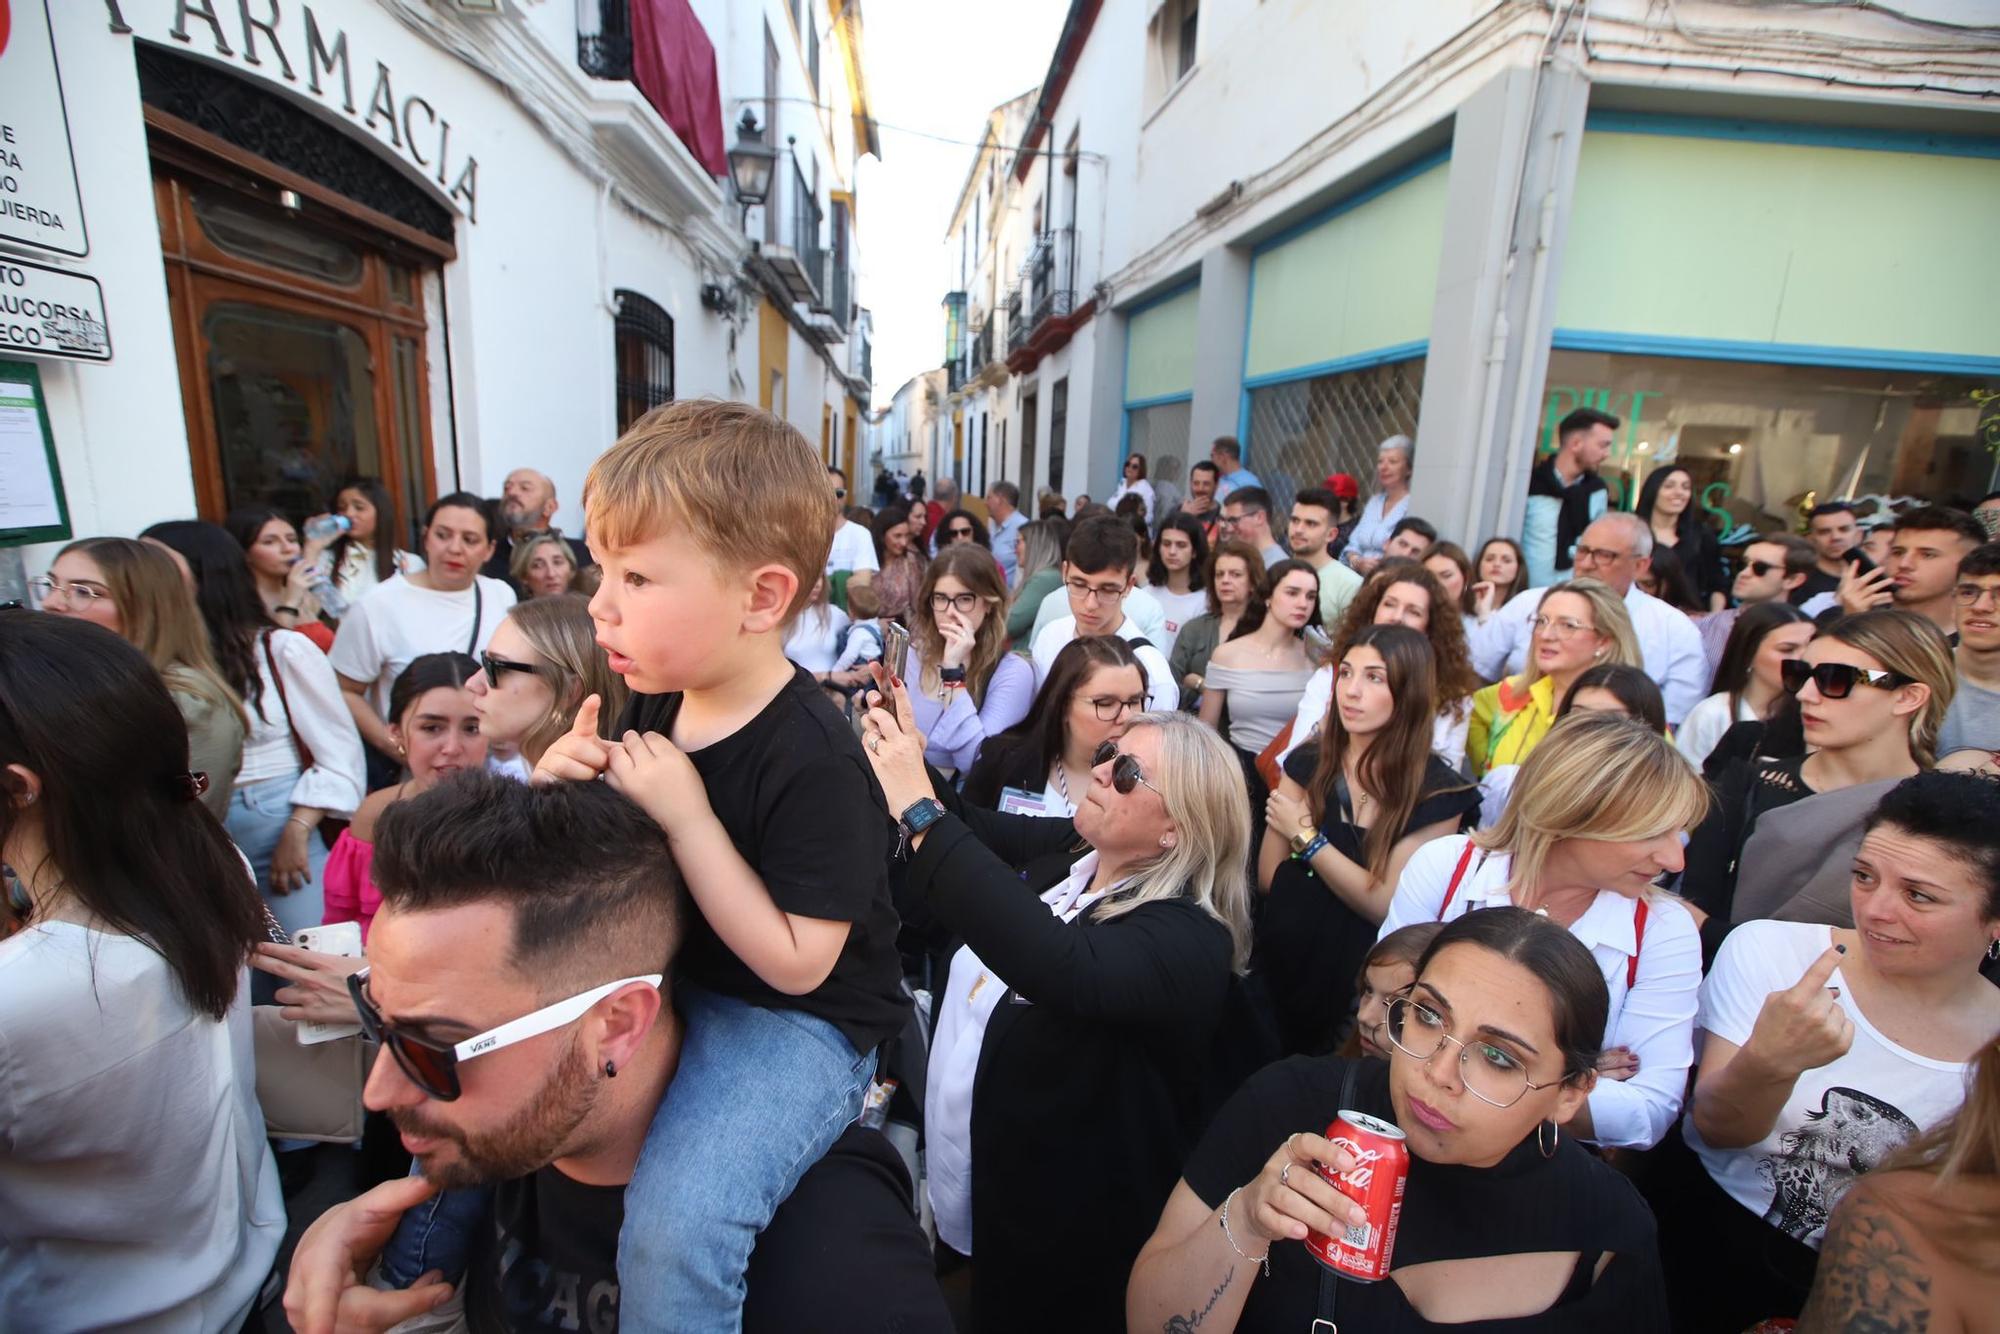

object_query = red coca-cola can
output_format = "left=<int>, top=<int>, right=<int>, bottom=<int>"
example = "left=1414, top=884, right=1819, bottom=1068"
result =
left=1304, top=1109, right=1408, bottom=1281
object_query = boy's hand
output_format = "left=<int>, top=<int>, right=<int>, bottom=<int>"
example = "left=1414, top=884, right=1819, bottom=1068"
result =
left=533, top=695, right=615, bottom=784
left=607, top=730, right=713, bottom=838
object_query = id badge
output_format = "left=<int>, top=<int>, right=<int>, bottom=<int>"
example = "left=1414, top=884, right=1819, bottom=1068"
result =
left=997, top=786, right=1046, bottom=817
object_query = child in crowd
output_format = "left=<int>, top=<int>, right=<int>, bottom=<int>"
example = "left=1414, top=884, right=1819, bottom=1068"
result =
left=1341, top=922, right=1443, bottom=1059
left=817, top=578, right=888, bottom=714
left=536, top=400, right=909, bottom=1329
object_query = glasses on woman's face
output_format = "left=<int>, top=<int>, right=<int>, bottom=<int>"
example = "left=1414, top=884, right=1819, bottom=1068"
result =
left=480, top=651, right=540, bottom=690
left=1529, top=614, right=1592, bottom=640
left=1091, top=739, right=1164, bottom=795
left=1779, top=659, right=1914, bottom=700
left=1082, top=694, right=1147, bottom=724
left=929, top=591, right=980, bottom=616
left=27, top=575, right=111, bottom=610
left=1383, top=997, right=1565, bottom=1109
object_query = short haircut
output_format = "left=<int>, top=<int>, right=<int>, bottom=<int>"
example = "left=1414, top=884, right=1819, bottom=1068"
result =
left=1389, top=515, right=1438, bottom=544
left=1211, top=436, right=1243, bottom=462
left=373, top=771, right=686, bottom=992
left=425, top=491, right=494, bottom=541
left=1223, top=486, right=1271, bottom=517
left=1892, top=505, right=1986, bottom=548
left=584, top=399, right=835, bottom=624
left=1746, top=533, right=1816, bottom=579
left=1809, top=501, right=1858, bottom=522
left=1190, top=460, right=1219, bottom=479
left=987, top=480, right=1019, bottom=507
left=1291, top=486, right=1339, bottom=517
left=1065, top=514, right=1139, bottom=577
left=1590, top=509, right=1653, bottom=559
left=1864, top=771, right=2000, bottom=919
left=1557, top=407, right=1619, bottom=442
left=1960, top=542, right=2000, bottom=581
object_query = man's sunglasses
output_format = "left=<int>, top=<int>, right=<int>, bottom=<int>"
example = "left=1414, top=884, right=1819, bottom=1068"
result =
left=481, top=652, right=540, bottom=690
left=1092, top=740, right=1164, bottom=797
left=1779, top=659, right=1914, bottom=700
left=347, top=968, right=663, bottom=1101
left=1744, top=560, right=1781, bottom=578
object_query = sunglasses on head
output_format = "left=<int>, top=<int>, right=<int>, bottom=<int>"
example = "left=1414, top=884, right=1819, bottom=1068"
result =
left=1779, top=659, right=1914, bottom=700
left=347, top=968, right=663, bottom=1101
left=1091, top=740, right=1164, bottom=797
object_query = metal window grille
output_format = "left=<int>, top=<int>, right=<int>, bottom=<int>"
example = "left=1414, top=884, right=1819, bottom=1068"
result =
left=578, top=0, right=633, bottom=80
left=1049, top=378, right=1070, bottom=494
left=1244, top=357, right=1426, bottom=516
left=1126, top=400, right=1193, bottom=470
left=614, top=291, right=675, bottom=432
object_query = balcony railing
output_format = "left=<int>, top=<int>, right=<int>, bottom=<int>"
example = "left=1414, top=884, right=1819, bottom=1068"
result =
left=1004, top=287, right=1025, bottom=354
left=578, top=0, right=632, bottom=79
left=971, top=314, right=993, bottom=371
left=1027, top=227, right=1076, bottom=335
left=792, top=162, right=824, bottom=297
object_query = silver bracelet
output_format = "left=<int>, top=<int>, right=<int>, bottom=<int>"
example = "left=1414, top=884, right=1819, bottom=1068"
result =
left=285, top=816, right=315, bottom=834
left=1218, top=1187, right=1271, bottom=1276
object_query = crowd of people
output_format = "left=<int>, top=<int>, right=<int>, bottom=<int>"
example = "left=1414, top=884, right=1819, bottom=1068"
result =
left=3, top=402, right=1998, bottom=1334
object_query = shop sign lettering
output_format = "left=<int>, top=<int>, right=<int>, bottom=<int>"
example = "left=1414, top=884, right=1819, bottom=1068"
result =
left=104, top=0, right=478, bottom=222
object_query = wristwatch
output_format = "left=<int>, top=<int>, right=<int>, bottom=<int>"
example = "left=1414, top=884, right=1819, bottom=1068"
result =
left=899, top=797, right=948, bottom=836
left=1288, top=826, right=1314, bottom=854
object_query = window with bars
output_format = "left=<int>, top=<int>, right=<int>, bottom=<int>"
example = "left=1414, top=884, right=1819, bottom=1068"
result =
left=1049, top=378, right=1070, bottom=494
left=614, top=291, right=674, bottom=432
left=1244, top=357, right=1426, bottom=517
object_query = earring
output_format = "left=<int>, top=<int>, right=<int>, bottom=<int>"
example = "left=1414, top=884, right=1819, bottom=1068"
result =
left=1537, top=1120, right=1559, bottom=1159
left=604, top=1060, right=618, bottom=1078
left=1988, top=938, right=1999, bottom=962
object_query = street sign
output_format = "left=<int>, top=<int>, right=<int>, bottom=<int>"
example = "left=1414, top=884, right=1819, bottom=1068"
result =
left=0, top=256, right=108, bottom=361
left=0, top=0, right=90, bottom=257
left=0, top=358, right=71, bottom=547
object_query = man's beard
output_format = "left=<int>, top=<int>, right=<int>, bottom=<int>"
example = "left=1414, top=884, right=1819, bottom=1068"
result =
left=392, top=1038, right=602, bottom=1189
left=500, top=503, right=539, bottom=531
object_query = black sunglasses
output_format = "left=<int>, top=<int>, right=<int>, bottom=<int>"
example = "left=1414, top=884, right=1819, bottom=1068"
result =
left=1779, top=659, right=1914, bottom=700
left=349, top=970, right=468, bottom=1100
left=481, top=651, right=539, bottom=690
left=1745, top=560, right=1780, bottom=578
left=1092, top=740, right=1164, bottom=796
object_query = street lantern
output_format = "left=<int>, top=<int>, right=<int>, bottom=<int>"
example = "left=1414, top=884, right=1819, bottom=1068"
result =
left=728, top=109, right=778, bottom=225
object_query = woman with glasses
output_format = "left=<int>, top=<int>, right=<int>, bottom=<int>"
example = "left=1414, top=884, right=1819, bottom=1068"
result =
left=1110, top=451, right=1157, bottom=524
left=1466, top=578, right=1640, bottom=779
left=900, top=546, right=1033, bottom=776
left=466, top=595, right=627, bottom=781
left=1170, top=540, right=1267, bottom=708
left=860, top=679, right=1252, bottom=1333
left=1675, top=602, right=1815, bottom=770
left=1473, top=662, right=1669, bottom=829
left=320, top=653, right=485, bottom=941
left=141, top=521, right=365, bottom=936
left=962, top=636, right=1149, bottom=823
left=1256, top=626, right=1480, bottom=1055
left=0, top=613, right=282, bottom=1331
left=1381, top=713, right=1709, bottom=1150
left=1131, top=907, right=1670, bottom=1332
left=869, top=504, right=927, bottom=622
left=35, top=537, right=248, bottom=823
left=1654, top=771, right=2000, bottom=1331
left=1680, top=609, right=1955, bottom=964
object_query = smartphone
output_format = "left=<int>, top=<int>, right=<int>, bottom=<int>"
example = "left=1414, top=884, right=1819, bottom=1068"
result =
left=1840, top=547, right=1878, bottom=577
left=293, top=921, right=365, bottom=1045
left=881, top=621, right=911, bottom=678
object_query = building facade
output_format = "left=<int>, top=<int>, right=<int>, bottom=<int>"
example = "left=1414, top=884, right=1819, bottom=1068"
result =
left=871, top=365, right=946, bottom=481
left=2, top=0, right=875, bottom=575
left=935, top=0, right=1999, bottom=539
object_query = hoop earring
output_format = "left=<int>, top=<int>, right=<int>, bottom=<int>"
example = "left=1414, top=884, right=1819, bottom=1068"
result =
left=1537, top=1120, right=1559, bottom=1159
left=1988, top=938, right=1999, bottom=962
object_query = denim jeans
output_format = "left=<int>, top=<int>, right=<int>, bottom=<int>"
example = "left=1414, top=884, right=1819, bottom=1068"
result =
left=617, top=982, right=875, bottom=1334
left=377, top=1179, right=492, bottom=1288
left=226, top=772, right=329, bottom=940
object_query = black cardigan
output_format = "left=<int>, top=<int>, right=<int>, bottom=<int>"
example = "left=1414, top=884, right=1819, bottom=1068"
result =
left=909, top=806, right=1235, bottom=1334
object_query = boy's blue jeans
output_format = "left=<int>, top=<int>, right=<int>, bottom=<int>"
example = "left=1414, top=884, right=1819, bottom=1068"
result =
left=376, top=982, right=874, bottom=1333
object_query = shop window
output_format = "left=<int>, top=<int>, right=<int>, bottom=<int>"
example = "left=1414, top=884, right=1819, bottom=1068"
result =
left=1539, top=350, right=1995, bottom=535
left=191, top=190, right=363, bottom=287
left=614, top=291, right=675, bottom=432
left=1244, top=358, right=1426, bottom=517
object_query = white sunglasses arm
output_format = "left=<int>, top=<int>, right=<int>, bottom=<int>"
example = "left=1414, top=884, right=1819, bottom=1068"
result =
left=452, top=974, right=664, bottom=1061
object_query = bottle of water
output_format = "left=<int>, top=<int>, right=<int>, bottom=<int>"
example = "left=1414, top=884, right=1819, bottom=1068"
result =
left=303, top=514, right=351, bottom=543
left=304, top=564, right=349, bottom=620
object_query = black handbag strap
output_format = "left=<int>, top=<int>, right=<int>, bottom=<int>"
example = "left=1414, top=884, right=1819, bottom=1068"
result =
left=465, top=580, right=484, bottom=657
left=1312, top=1061, right=1364, bottom=1331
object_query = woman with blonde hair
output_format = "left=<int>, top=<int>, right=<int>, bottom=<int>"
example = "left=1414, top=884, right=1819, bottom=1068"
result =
left=508, top=530, right=580, bottom=599
left=1465, top=577, right=1639, bottom=778
left=466, top=594, right=628, bottom=778
left=1004, top=519, right=1066, bottom=645
left=901, top=544, right=1034, bottom=775
left=36, top=537, right=247, bottom=821
left=1380, top=711, right=1711, bottom=1149
left=859, top=682, right=1252, bottom=1333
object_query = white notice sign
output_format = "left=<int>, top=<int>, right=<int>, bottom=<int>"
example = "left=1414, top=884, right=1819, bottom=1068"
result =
left=0, top=0, right=89, bottom=257
left=0, top=256, right=108, bottom=360
left=0, top=378, right=64, bottom=534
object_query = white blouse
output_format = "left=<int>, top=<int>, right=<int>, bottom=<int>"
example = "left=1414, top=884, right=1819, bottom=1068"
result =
left=235, top=629, right=366, bottom=816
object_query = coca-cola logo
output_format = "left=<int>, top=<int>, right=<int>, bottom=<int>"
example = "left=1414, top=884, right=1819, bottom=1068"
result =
left=1330, top=1135, right=1388, bottom=1190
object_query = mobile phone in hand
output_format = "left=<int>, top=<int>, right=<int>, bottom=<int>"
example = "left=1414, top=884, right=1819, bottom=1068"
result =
left=882, top=622, right=911, bottom=678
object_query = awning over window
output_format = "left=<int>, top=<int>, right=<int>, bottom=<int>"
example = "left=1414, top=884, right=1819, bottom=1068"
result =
left=629, top=0, right=727, bottom=178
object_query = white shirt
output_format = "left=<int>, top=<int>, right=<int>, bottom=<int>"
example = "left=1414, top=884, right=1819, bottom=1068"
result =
left=1027, top=579, right=1169, bottom=649
left=784, top=605, right=852, bottom=673
left=927, top=855, right=1108, bottom=1253
left=236, top=628, right=366, bottom=816
left=328, top=574, right=516, bottom=718
left=1153, top=587, right=1210, bottom=657
left=1675, top=692, right=1758, bottom=770
left=318, top=543, right=423, bottom=604
left=1380, top=836, right=1701, bottom=1150
left=826, top=520, right=880, bottom=577
left=1278, top=664, right=1471, bottom=773
left=1110, top=478, right=1157, bottom=523
left=1030, top=614, right=1178, bottom=714
left=1686, top=921, right=1971, bottom=1249
left=0, top=924, right=284, bottom=1331
left=1469, top=582, right=1708, bottom=725
left=1315, top=559, right=1364, bottom=626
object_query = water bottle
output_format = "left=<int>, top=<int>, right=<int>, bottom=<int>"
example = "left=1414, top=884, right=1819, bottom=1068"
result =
left=303, top=514, right=351, bottom=543
left=304, top=564, right=350, bottom=619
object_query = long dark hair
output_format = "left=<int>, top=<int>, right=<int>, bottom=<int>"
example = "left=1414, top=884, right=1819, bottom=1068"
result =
left=1474, top=537, right=1530, bottom=605
left=1643, top=543, right=1703, bottom=613
left=1150, top=512, right=1210, bottom=591
left=1329, top=562, right=1479, bottom=713
left=984, top=635, right=1145, bottom=784
left=330, top=476, right=398, bottom=585
left=1230, top=558, right=1323, bottom=641
left=224, top=503, right=293, bottom=563
left=872, top=505, right=912, bottom=565
left=1559, top=663, right=1667, bottom=733
left=1636, top=465, right=1713, bottom=548
left=1414, top=906, right=1608, bottom=1084
left=143, top=519, right=274, bottom=718
left=1205, top=540, right=1267, bottom=619
left=1709, top=601, right=1812, bottom=719
left=1306, top=624, right=1446, bottom=882
left=937, top=507, right=989, bottom=549
left=0, top=613, right=263, bottom=1020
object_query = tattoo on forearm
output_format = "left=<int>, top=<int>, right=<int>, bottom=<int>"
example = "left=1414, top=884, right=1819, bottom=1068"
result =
left=1163, top=1268, right=1236, bottom=1333
left=1798, top=1193, right=1932, bottom=1334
